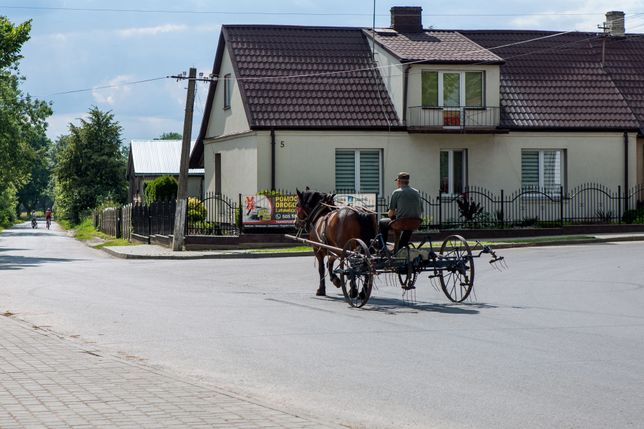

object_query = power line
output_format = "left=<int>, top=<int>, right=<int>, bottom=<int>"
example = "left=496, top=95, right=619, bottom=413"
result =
left=40, top=14, right=644, bottom=98
left=45, top=77, right=167, bottom=97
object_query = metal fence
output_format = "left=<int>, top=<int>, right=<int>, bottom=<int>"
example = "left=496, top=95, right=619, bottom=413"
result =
left=186, top=193, right=239, bottom=236
left=131, top=200, right=176, bottom=237
left=377, top=183, right=643, bottom=230
left=96, top=183, right=644, bottom=240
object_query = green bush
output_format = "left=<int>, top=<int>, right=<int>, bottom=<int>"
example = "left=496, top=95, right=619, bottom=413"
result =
left=144, top=176, right=177, bottom=204
left=187, top=197, right=207, bottom=222
left=622, top=208, right=644, bottom=224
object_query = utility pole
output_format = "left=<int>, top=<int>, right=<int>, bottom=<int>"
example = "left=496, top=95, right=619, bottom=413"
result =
left=172, top=67, right=197, bottom=251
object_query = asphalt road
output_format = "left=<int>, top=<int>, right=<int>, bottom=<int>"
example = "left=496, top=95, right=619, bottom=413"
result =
left=2, top=221, right=644, bottom=428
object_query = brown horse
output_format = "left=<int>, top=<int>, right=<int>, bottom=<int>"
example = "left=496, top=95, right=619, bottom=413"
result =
left=295, top=189, right=377, bottom=296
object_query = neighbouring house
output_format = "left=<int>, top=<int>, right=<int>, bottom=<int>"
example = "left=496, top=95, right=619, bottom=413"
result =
left=189, top=7, right=644, bottom=207
left=127, top=139, right=204, bottom=203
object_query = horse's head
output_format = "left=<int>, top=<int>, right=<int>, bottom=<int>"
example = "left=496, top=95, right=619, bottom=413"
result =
left=295, top=188, right=334, bottom=228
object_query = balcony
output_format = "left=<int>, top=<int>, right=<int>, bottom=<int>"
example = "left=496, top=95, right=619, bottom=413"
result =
left=406, top=106, right=503, bottom=133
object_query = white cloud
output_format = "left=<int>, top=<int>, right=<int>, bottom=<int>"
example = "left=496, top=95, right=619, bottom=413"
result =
left=117, top=24, right=188, bottom=38
left=46, top=112, right=90, bottom=140
left=92, top=75, right=134, bottom=106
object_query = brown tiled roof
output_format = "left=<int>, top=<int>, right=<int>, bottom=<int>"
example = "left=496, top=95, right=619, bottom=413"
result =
left=225, top=25, right=400, bottom=129
left=461, top=30, right=643, bottom=131
left=370, top=29, right=504, bottom=64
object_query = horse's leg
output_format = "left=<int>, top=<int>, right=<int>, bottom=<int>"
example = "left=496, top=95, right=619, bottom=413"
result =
left=315, top=251, right=326, bottom=296
left=328, top=256, right=342, bottom=288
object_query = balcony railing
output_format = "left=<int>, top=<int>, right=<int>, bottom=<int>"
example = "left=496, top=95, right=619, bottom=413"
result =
left=406, top=106, right=501, bottom=131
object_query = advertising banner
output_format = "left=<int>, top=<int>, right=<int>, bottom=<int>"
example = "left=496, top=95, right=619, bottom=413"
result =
left=242, top=194, right=298, bottom=227
left=242, top=193, right=378, bottom=227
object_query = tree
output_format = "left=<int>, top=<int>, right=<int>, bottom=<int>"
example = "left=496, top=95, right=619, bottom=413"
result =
left=155, top=132, right=182, bottom=140
left=0, top=16, right=52, bottom=225
left=53, top=107, right=127, bottom=223
left=17, top=134, right=54, bottom=212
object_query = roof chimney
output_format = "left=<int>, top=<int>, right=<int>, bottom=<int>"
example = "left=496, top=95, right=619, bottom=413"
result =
left=390, top=6, right=423, bottom=33
left=604, top=11, right=625, bottom=37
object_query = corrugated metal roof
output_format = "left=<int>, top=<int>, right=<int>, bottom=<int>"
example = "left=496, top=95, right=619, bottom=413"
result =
left=130, top=140, right=204, bottom=175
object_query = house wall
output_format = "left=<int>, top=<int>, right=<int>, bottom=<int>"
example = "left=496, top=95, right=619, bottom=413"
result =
left=203, top=133, right=259, bottom=196
left=206, top=46, right=251, bottom=139
left=206, top=129, right=638, bottom=199
left=372, top=43, right=405, bottom=119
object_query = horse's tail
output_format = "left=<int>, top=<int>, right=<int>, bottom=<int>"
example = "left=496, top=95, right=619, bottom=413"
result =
left=356, top=211, right=377, bottom=246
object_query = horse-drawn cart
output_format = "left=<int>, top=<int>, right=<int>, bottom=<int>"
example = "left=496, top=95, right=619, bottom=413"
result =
left=285, top=233, right=506, bottom=308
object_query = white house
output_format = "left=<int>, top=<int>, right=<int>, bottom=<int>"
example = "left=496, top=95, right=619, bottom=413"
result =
left=190, top=7, right=644, bottom=207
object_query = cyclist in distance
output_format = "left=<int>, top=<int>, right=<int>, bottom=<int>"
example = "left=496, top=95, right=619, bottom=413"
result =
left=45, top=208, right=52, bottom=229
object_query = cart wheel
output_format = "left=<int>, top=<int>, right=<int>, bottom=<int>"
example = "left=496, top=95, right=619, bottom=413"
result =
left=395, top=246, right=418, bottom=290
left=438, top=235, right=474, bottom=302
left=339, top=238, right=374, bottom=308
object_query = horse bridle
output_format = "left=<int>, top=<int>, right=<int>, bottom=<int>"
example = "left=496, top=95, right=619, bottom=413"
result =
left=296, top=199, right=333, bottom=236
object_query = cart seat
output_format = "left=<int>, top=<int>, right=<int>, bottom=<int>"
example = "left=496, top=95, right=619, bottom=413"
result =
left=389, top=217, right=422, bottom=232
left=389, top=218, right=422, bottom=252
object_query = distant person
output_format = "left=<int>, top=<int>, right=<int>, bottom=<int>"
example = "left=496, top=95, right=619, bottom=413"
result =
left=45, top=208, right=52, bottom=229
left=30, top=210, right=37, bottom=228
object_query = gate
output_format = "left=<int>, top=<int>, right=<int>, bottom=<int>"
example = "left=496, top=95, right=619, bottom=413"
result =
left=186, top=193, right=239, bottom=236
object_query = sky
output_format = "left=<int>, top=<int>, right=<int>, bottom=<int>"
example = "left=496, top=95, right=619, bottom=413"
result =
left=4, top=0, right=644, bottom=143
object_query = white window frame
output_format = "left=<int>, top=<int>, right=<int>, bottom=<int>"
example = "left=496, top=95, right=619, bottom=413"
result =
left=335, top=149, right=382, bottom=194
left=423, top=70, right=485, bottom=108
left=223, top=73, right=232, bottom=110
left=440, top=149, right=468, bottom=195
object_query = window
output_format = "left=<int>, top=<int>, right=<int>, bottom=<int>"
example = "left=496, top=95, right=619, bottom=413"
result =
left=521, top=149, right=564, bottom=193
left=440, top=149, right=467, bottom=194
left=422, top=71, right=484, bottom=108
left=223, top=74, right=232, bottom=109
left=335, top=149, right=382, bottom=194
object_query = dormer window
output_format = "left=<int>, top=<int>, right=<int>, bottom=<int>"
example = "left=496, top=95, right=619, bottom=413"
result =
left=422, top=71, right=484, bottom=108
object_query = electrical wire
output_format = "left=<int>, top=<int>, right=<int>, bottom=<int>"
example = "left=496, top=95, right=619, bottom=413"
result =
left=40, top=13, right=644, bottom=98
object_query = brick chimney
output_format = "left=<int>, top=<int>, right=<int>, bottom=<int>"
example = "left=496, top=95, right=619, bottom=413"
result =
left=604, top=11, right=625, bottom=37
left=390, top=6, right=423, bottom=33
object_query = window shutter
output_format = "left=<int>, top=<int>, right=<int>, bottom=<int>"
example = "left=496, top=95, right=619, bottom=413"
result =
left=521, top=151, right=539, bottom=190
left=335, top=150, right=356, bottom=192
left=359, top=150, right=380, bottom=194
left=422, top=71, right=438, bottom=107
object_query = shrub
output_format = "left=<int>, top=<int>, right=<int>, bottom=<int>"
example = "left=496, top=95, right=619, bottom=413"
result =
left=144, top=176, right=177, bottom=204
left=187, top=197, right=207, bottom=222
left=456, top=193, right=483, bottom=222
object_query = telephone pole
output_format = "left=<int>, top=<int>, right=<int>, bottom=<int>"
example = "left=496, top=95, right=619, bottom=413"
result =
left=172, top=67, right=197, bottom=251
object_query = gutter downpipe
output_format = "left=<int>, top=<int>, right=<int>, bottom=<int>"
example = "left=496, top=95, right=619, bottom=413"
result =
left=271, top=128, right=276, bottom=191
left=402, top=64, right=411, bottom=125
left=624, top=131, right=629, bottom=208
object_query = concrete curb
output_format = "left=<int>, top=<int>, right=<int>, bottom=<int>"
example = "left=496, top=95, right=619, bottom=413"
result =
left=99, top=234, right=644, bottom=260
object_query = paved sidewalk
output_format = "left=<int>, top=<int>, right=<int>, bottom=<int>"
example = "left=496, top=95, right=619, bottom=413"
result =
left=0, top=315, right=338, bottom=428
left=100, top=232, right=644, bottom=260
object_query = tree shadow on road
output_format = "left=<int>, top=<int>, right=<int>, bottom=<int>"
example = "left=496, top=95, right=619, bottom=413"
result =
left=0, top=254, right=80, bottom=271
left=0, top=231, right=57, bottom=237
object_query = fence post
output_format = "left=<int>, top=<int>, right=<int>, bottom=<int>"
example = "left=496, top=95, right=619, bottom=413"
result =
left=500, top=189, right=505, bottom=229
left=147, top=207, right=151, bottom=245
left=618, top=185, right=622, bottom=224
left=116, top=207, right=122, bottom=239
left=560, top=186, right=564, bottom=227
left=238, top=193, right=243, bottom=233
left=438, top=190, right=443, bottom=229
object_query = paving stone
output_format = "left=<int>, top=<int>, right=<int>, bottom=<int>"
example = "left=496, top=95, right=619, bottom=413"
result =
left=0, top=316, right=340, bottom=428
